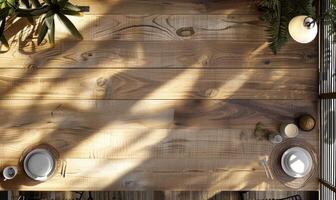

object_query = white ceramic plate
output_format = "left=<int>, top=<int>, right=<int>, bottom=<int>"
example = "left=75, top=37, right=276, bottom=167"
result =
left=281, top=147, right=313, bottom=178
left=23, top=148, right=55, bottom=181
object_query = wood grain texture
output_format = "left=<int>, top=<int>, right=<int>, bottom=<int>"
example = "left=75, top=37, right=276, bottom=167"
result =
left=0, top=99, right=317, bottom=158
left=0, top=100, right=317, bottom=130
left=51, top=15, right=265, bottom=41
left=0, top=99, right=319, bottom=191
left=0, top=0, right=318, bottom=192
left=0, top=41, right=317, bottom=69
left=7, top=191, right=318, bottom=200
left=70, top=0, right=258, bottom=15
left=0, top=68, right=317, bottom=100
left=0, top=128, right=318, bottom=191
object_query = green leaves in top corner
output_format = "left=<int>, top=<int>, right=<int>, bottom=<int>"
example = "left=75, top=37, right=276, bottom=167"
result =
left=57, top=12, right=82, bottom=40
left=0, top=0, right=83, bottom=53
left=258, top=0, right=315, bottom=54
left=0, top=1, right=11, bottom=51
left=20, top=0, right=83, bottom=45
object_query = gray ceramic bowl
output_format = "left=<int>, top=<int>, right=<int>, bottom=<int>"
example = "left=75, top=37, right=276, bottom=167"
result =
left=23, top=148, right=56, bottom=181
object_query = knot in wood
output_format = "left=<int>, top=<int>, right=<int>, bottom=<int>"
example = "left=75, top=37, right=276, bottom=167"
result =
left=81, top=52, right=93, bottom=61
left=204, top=88, right=218, bottom=98
left=176, top=27, right=195, bottom=37
left=96, top=77, right=107, bottom=87
left=27, top=64, right=37, bottom=69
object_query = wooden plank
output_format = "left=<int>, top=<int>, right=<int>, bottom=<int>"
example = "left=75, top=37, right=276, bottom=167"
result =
left=4, top=15, right=267, bottom=42
left=71, top=0, right=259, bottom=15
left=50, top=15, right=266, bottom=41
left=0, top=68, right=317, bottom=100
left=0, top=127, right=318, bottom=160
left=0, top=99, right=317, bottom=159
left=1, top=41, right=317, bottom=69
left=0, top=161, right=316, bottom=191
left=0, top=128, right=318, bottom=191
left=0, top=99, right=316, bottom=129
left=0, top=0, right=319, bottom=192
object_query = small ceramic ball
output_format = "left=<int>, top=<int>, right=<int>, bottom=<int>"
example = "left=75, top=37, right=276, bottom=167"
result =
left=298, top=115, right=316, bottom=131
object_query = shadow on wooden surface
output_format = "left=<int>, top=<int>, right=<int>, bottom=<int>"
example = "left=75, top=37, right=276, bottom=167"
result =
left=3, top=190, right=319, bottom=200
left=0, top=0, right=318, bottom=194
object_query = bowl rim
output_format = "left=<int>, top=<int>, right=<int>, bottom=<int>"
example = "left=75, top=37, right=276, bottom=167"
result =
left=281, top=147, right=313, bottom=178
left=23, top=148, right=56, bottom=181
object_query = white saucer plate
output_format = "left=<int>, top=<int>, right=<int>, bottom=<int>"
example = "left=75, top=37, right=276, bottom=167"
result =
left=23, top=148, right=56, bottom=181
left=281, top=147, right=313, bottom=178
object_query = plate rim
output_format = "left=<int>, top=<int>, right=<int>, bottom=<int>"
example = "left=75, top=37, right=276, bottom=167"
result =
left=281, top=147, right=313, bottom=178
left=23, top=148, right=56, bottom=181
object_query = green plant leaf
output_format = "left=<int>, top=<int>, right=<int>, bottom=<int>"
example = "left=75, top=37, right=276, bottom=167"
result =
left=0, top=7, right=9, bottom=19
left=37, top=18, right=48, bottom=45
left=30, top=0, right=41, bottom=7
left=58, top=0, right=68, bottom=8
left=57, top=12, right=82, bottom=39
left=0, top=16, right=9, bottom=50
left=21, top=0, right=30, bottom=8
left=0, top=16, right=7, bottom=37
left=45, top=13, right=54, bottom=44
left=16, top=5, right=50, bottom=16
left=254, top=122, right=267, bottom=141
left=45, top=9, right=54, bottom=18
left=258, top=0, right=316, bottom=54
left=61, top=9, right=81, bottom=16
left=0, top=33, right=8, bottom=47
left=19, top=0, right=37, bottom=24
left=64, top=2, right=80, bottom=12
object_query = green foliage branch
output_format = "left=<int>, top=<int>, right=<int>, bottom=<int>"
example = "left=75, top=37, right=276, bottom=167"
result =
left=257, top=0, right=315, bottom=54
left=0, top=0, right=82, bottom=52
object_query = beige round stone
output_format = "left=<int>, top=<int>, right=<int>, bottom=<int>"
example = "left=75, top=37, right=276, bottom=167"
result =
left=299, top=115, right=316, bottom=131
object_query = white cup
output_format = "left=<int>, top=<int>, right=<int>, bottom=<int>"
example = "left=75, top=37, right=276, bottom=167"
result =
left=280, top=123, right=299, bottom=138
left=3, top=166, right=17, bottom=181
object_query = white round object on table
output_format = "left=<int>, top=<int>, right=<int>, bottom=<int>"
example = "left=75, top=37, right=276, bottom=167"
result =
left=280, top=123, right=299, bottom=138
left=288, top=15, right=317, bottom=43
left=281, top=147, right=312, bottom=178
left=23, top=148, right=56, bottom=181
left=3, top=166, right=17, bottom=181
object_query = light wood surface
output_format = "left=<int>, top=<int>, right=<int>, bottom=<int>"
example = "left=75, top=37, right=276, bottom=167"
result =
left=0, top=0, right=318, bottom=192
left=0, top=41, right=317, bottom=69
left=7, top=191, right=318, bottom=200
left=70, top=0, right=258, bottom=15
left=52, top=15, right=266, bottom=41
left=0, top=68, right=317, bottom=99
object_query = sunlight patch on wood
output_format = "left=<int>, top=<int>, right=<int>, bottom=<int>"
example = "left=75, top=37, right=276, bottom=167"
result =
left=142, top=55, right=208, bottom=100
left=217, top=70, right=253, bottom=98
left=64, top=128, right=170, bottom=159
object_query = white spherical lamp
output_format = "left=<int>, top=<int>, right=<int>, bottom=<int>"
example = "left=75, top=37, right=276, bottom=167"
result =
left=288, top=15, right=318, bottom=43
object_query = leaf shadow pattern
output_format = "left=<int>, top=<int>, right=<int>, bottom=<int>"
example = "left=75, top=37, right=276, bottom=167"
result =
left=0, top=0, right=318, bottom=195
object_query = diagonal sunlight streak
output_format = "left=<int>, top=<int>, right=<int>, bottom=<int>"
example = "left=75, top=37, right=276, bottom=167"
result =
left=65, top=128, right=169, bottom=159
left=139, top=55, right=208, bottom=100
left=0, top=0, right=305, bottom=192
left=53, top=56, right=210, bottom=190
left=216, top=70, right=253, bottom=98
left=64, top=129, right=171, bottom=189
left=0, top=0, right=168, bottom=191
left=188, top=41, right=284, bottom=195
left=214, top=43, right=261, bottom=99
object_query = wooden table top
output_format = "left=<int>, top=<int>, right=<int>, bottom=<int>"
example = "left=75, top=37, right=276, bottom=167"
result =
left=0, top=0, right=318, bottom=191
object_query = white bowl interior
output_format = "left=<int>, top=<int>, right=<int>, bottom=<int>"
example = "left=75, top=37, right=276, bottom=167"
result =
left=23, top=149, right=55, bottom=181
left=281, top=147, right=313, bottom=178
